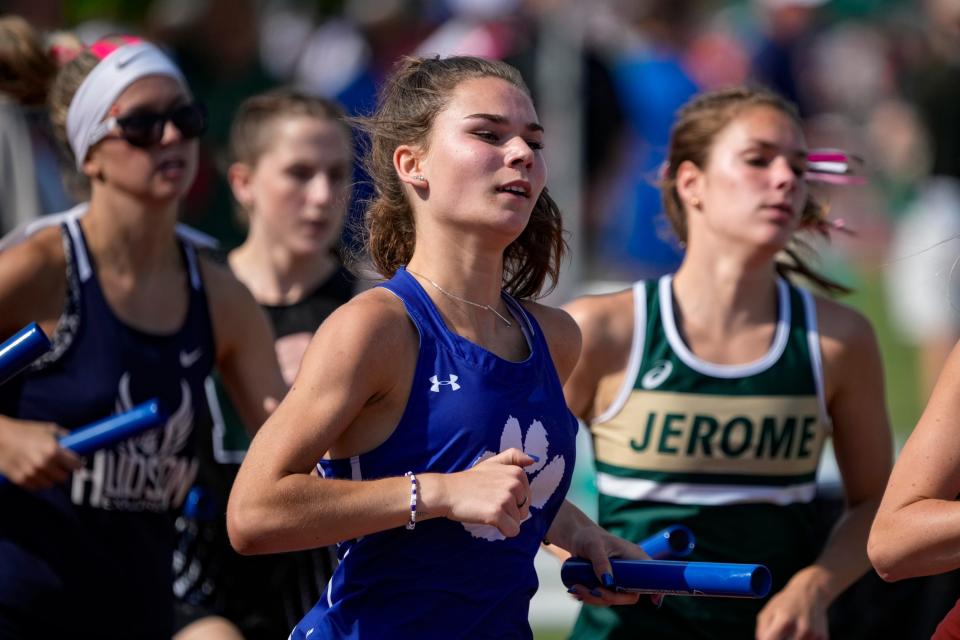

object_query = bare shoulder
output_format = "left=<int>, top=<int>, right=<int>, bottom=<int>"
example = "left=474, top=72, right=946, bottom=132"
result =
left=522, top=300, right=580, bottom=341
left=329, top=285, right=413, bottom=329
left=0, top=227, right=67, bottom=334
left=563, top=287, right=636, bottom=368
left=0, top=225, right=65, bottom=284
left=811, top=292, right=884, bottom=401
left=198, top=254, right=250, bottom=306
left=812, top=294, right=878, bottom=359
left=309, top=286, right=418, bottom=363
left=520, top=300, right=582, bottom=382
left=563, top=287, right=634, bottom=326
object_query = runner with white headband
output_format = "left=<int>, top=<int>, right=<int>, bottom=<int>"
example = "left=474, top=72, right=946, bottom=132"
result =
left=0, top=36, right=285, bottom=639
left=66, top=37, right=188, bottom=170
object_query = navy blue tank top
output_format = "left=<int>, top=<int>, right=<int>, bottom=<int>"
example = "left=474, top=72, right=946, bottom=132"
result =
left=292, top=267, right=578, bottom=639
left=0, top=218, right=215, bottom=639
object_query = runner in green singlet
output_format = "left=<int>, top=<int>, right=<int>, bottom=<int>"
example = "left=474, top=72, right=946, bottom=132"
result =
left=563, top=87, right=894, bottom=640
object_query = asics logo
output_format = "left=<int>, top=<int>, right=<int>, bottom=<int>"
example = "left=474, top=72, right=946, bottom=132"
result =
left=429, top=374, right=460, bottom=392
left=641, top=360, right=673, bottom=390
left=179, top=348, right=203, bottom=368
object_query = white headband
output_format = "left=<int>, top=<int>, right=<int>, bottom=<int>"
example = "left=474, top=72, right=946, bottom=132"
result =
left=66, top=41, right=187, bottom=169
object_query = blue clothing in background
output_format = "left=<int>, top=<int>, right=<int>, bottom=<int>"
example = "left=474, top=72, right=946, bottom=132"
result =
left=598, top=51, right=698, bottom=277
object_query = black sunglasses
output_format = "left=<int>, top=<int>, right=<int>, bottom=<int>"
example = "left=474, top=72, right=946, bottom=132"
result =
left=107, top=101, right=208, bottom=148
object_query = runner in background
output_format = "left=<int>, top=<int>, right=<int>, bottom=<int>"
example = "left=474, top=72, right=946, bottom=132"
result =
left=0, top=37, right=284, bottom=639
left=174, top=89, right=357, bottom=640
left=564, top=86, right=893, bottom=640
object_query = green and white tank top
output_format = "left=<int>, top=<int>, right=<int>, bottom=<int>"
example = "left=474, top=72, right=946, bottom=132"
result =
left=573, top=275, right=833, bottom=639
left=592, top=274, right=830, bottom=506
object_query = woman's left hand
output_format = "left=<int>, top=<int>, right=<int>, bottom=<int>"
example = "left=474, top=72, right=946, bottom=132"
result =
left=563, top=522, right=647, bottom=607
left=755, top=577, right=829, bottom=640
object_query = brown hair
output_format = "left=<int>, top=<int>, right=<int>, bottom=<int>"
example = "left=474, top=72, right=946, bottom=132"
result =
left=45, top=47, right=99, bottom=198
left=0, top=15, right=57, bottom=106
left=354, top=55, right=566, bottom=300
left=661, top=86, right=849, bottom=294
left=230, top=88, right=352, bottom=166
left=47, top=49, right=99, bottom=165
left=229, top=88, right=353, bottom=225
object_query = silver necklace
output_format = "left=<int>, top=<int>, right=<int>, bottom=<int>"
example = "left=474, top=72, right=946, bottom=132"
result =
left=406, top=268, right=512, bottom=327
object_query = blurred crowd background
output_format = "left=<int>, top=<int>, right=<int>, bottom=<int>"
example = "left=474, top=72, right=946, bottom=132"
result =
left=6, top=0, right=956, bottom=437
left=3, top=0, right=960, bottom=635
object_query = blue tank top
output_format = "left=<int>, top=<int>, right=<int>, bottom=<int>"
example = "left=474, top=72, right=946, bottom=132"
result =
left=292, top=267, right=577, bottom=640
left=0, top=218, right=215, bottom=639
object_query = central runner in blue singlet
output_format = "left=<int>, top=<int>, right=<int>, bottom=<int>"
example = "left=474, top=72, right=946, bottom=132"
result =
left=227, top=55, right=647, bottom=640
left=295, top=267, right=576, bottom=638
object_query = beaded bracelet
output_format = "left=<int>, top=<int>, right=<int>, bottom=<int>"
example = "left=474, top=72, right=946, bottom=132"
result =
left=404, top=471, right=418, bottom=530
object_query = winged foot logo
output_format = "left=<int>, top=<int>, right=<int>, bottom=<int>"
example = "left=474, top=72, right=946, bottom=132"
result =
left=70, top=372, right=198, bottom=511
left=462, top=415, right=566, bottom=542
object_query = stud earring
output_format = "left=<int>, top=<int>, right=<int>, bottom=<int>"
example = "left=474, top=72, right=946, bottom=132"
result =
left=690, top=197, right=700, bottom=208
left=414, top=174, right=426, bottom=183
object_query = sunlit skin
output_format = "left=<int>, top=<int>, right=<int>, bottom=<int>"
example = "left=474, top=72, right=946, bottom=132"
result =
left=84, top=75, right=199, bottom=206
left=682, top=105, right=808, bottom=265
left=407, top=76, right=547, bottom=257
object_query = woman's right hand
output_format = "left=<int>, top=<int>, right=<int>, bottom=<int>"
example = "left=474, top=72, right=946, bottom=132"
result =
left=425, top=448, right=535, bottom=538
left=0, top=417, right=81, bottom=490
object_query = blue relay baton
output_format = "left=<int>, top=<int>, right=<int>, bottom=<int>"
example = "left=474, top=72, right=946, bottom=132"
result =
left=561, top=558, right=772, bottom=598
left=0, top=323, right=51, bottom=386
left=639, top=524, right=695, bottom=559
left=0, top=400, right=165, bottom=485
left=58, top=400, right=165, bottom=455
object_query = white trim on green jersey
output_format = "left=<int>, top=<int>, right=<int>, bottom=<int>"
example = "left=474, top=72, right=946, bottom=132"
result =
left=660, top=274, right=792, bottom=378
left=589, top=275, right=831, bottom=507
left=592, top=281, right=647, bottom=426
left=800, top=287, right=832, bottom=433
left=596, top=471, right=817, bottom=505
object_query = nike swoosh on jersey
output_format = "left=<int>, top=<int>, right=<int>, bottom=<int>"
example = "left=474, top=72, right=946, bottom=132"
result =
left=179, top=348, right=203, bottom=368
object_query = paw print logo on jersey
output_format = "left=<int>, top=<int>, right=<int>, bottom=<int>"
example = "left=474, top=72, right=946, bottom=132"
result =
left=463, top=415, right=566, bottom=542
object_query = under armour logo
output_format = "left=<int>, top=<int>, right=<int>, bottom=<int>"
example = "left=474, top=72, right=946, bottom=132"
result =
left=429, top=374, right=460, bottom=392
